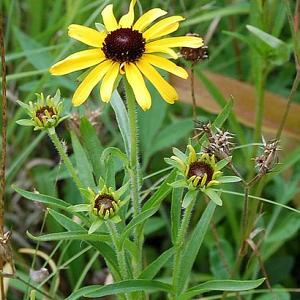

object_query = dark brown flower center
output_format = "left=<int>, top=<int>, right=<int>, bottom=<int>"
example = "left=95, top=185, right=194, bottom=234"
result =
left=35, top=106, right=55, bottom=122
left=102, top=28, right=145, bottom=63
left=187, top=161, right=214, bottom=184
left=94, top=194, right=116, bottom=213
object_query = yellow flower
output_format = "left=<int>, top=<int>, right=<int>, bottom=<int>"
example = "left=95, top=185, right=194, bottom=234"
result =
left=50, top=0, right=203, bottom=110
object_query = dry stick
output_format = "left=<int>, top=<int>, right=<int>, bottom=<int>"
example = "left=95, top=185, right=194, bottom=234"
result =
left=227, top=0, right=243, bottom=80
left=190, top=64, right=197, bottom=136
left=277, top=0, right=300, bottom=139
left=246, top=239, right=275, bottom=297
left=0, top=12, right=7, bottom=300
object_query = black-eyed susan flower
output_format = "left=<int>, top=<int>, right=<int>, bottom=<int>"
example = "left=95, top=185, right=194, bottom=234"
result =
left=68, top=179, right=128, bottom=234
left=165, top=144, right=241, bottom=207
left=49, top=0, right=203, bottom=110
left=16, top=90, right=67, bottom=131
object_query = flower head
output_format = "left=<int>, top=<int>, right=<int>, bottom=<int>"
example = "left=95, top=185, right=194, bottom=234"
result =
left=195, top=121, right=234, bottom=160
left=68, top=178, right=128, bottom=234
left=166, top=144, right=241, bottom=206
left=180, top=33, right=208, bottom=62
left=255, top=138, right=280, bottom=175
left=91, top=187, right=120, bottom=220
left=50, top=0, right=203, bottom=110
left=16, top=90, right=67, bottom=131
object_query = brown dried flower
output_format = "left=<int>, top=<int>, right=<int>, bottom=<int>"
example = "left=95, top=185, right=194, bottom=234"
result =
left=255, top=139, right=280, bottom=174
left=180, top=33, right=209, bottom=62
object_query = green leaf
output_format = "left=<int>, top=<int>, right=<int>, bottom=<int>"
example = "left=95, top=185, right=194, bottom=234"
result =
left=139, top=248, right=174, bottom=279
left=216, top=157, right=232, bottom=170
left=48, top=209, right=86, bottom=231
left=180, top=278, right=265, bottom=300
left=88, top=219, right=104, bottom=234
left=150, top=119, right=193, bottom=157
left=7, top=132, right=46, bottom=183
left=218, top=176, right=241, bottom=183
left=71, top=131, right=95, bottom=188
left=246, top=25, right=290, bottom=65
left=16, top=119, right=34, bottom=126
left=171, top=186, right=183, bottom=244
left=142, top=170, right=177, bottom=211
left=205, top=189, right=223, bottom=206
left=101, top=147, right=129, bottom=168
left=138, top=85, right=167, bottom=164
left=27, top=230, right=110, bottom=243
left=66, top=280, right=172, bottom=300
left=182, top=2, right=250, bottom=27
left=80, top=117, right=103, bottom=180
left=110, top=90, right=130, bottom=155
left=178, top=201, right=216, bottom=294
left=182, top=190, right=198, bottom=209
left=14, top=27, right=52, bottom=69
left=67, top=204, right=90, bottom=213
left=120, top=208, right=158, bottom=246
left=209, top=239, right=234, bottom=279
left=14, top=186, right=69, bottom=209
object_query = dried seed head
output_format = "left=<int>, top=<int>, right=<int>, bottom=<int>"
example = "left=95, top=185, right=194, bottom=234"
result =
left=255, top=139, right=280, bottom=174
left=195, top=122, right=234, bottom=160
left=0, top=231, right=13, bottom=263
left=180, top=33, right=208, bottom=62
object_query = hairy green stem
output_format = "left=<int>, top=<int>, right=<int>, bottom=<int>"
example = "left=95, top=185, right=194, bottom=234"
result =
left=47, top=128, right=82, bottom=190
left=107, top=222, right=128, bottom=280
left=172, top=197, right=196, bottom=298
left=124, top=80, right=143, bottom=278
left=106, top=222, right=129, bottom=300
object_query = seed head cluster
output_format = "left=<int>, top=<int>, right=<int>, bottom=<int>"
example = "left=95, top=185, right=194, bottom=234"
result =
left=195, top=121, right=234, bottom=160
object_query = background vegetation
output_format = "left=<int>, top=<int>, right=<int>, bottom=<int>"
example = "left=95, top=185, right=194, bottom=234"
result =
left=1, top=0, right=300, bottom=299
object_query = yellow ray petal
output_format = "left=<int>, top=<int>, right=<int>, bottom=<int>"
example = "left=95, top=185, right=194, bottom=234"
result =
left=72, top=60, right=112, bottom=106
left=68, top=24, right=106, bottom=47
left=119, top=0, right=137, bottom=28
left=143, top=16, right=184, bottom=40
left=136, top=59, right=178, bottom=104
left=125, top=63, right=151, bottom=110
left=145, top=45, right=178, bottom=59
left=148, top=22, right=180, bottom=40
left=101, top=4, right=118, bottom=32
left=50, top=49, right=105, bottom=75
left=100, top=63, right=120, bottom=103
left=142, top=54, right=188, bottom=79
left=147, top=36, right=204, bottom=48
left=133, top=8, right=167, bottom=32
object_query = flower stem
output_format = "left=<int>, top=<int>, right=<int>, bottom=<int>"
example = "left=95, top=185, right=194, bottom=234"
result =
left=47, top=128, right=82, bottom=190
left=106, top=222, right=129, bottom=280
left=124, top=80, right=144, bottom=281
left=172, top=197, right=196, bottom=298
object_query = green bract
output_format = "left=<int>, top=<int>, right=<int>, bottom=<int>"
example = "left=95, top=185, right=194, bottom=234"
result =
left=16, top=90, right=68, bottom=131
left=165, top=144, right=241, bottom=207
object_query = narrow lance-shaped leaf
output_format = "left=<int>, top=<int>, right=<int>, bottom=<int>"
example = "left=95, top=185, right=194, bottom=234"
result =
left=71, top=131, right=95, bottom=188
left=177, top=201, right=217, bottom=294
left=66, top=280, right=173, bottom=300
left=179, top=278, right=265, bottom=300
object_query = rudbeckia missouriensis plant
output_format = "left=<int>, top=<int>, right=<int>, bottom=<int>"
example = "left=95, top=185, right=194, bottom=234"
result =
left=12, top=1, right=271, bottom=299
left=50, top=0, right=203, bottom=110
